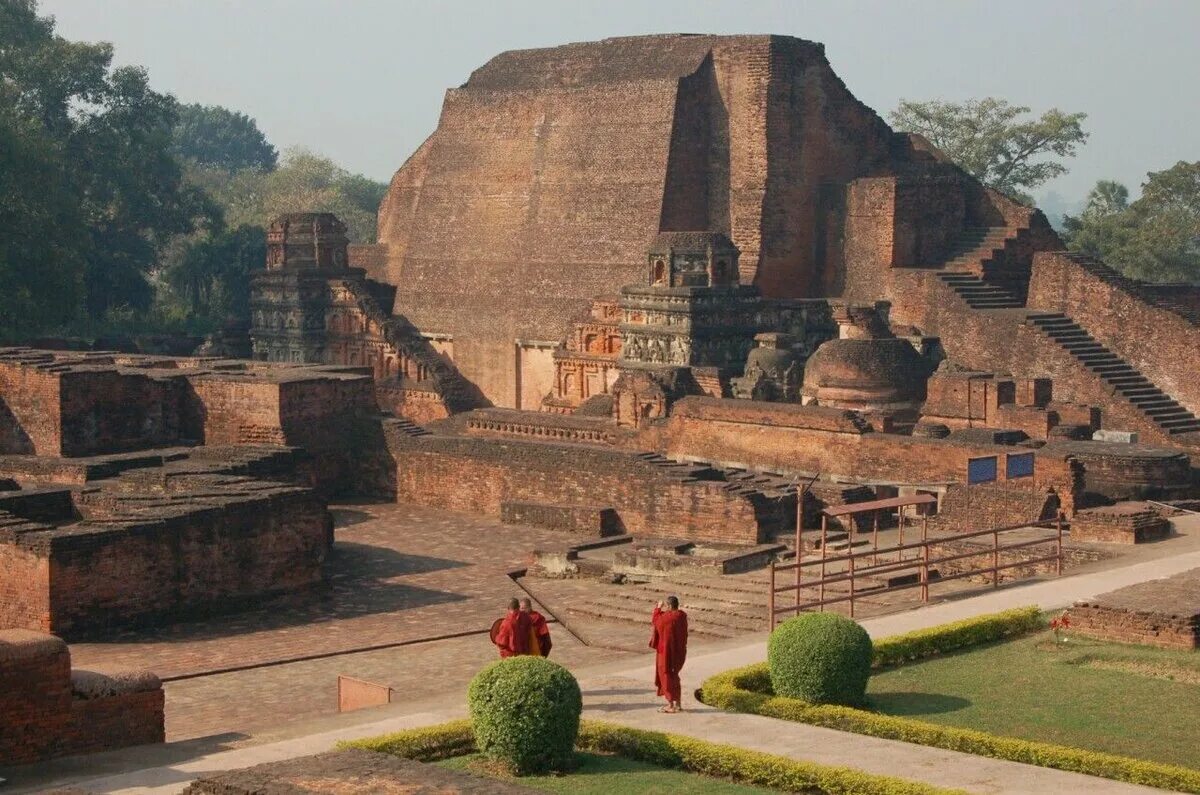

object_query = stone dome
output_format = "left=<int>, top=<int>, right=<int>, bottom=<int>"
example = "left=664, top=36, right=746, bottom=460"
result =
left=745, top=345, right=798, bottom=380
left=801, top=338, right=932, bottom=411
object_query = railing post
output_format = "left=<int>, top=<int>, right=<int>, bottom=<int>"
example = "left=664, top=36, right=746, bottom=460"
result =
left=819, top=514, right=828, bottom=611
left=1056, top=512, right=1064, bottom=576
left=848, top=547, right=856, bottom=618
left=768, top=559, right=776, bottom=629
left=920, top=540, right=929, bottom=602
left=992, top=527, right=1000, bottom=588
left=872, top=509, right=879, bottom=566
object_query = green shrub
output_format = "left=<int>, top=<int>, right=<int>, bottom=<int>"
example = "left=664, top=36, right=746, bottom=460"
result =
left=466, top=656, right=582, bottom=774
left=872, top=607, right=1044, bottom=668
left=768, top=612, right=873, bottom=705
left=343, top=719, right=962, bottom=794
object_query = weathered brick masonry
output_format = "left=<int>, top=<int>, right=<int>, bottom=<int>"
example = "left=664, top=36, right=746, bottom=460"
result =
left=0, top=629, right=163, bottom=766
left=386, top=421, right=789, bottom=543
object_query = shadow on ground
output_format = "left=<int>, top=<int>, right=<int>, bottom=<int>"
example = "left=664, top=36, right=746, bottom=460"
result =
left=867, top=692, right=972, bottom=716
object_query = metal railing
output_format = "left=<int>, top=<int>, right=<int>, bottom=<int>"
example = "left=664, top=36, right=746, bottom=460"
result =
left=768, top=515, right=1064, bottom=625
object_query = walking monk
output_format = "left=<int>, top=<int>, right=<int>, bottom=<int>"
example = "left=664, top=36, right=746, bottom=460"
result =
left=519, top=597, right=553, bottom=657
left=649, top=596, right=688, bottom=713
left=491, top=598, right=530, bottom=658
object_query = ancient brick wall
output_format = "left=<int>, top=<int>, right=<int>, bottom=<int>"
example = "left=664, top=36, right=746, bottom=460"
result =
left=645, top=397, right=1081, bottom=522
left=1068, top=603, right=1198, bottom=650
left=1, top=487, right=330, bottom=637
left=0, top=359, right=59, bottom=455
left=388, top=431, right=773, bottom=543
left=1028, top=251, right=1200, bottom=415
left=190, top=378, right=284, bottom=445
left=0, top=630, right=163, bottom=766
left=0, top=630, right=72, bottom=764
left=0, top=525, right=52, bottom=630
left=57, top=370, right=185, bottom=456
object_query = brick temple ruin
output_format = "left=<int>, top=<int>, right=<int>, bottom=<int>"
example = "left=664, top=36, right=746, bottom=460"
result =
left=2, top=33, right=1199, bottom=766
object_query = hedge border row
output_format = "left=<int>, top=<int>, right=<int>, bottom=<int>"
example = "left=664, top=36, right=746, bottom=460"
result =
left=871, top=606, right=1046, bottom=667
left=698, top=607, right=1200, bottom=794
left=340, top=719, right=962, bottom=795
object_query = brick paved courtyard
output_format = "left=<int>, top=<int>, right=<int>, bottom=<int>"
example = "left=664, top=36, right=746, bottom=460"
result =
left=67, top=503, right=642, bottom=740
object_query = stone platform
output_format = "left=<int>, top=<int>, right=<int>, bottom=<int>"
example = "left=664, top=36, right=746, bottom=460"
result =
left=1069, top=567, right=1200, bottom=649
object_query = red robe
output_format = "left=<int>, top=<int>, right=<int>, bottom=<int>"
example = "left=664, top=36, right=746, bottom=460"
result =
left=494, top=609, right=531, bottom=658
left=650, top=606, right=688, bottom=702
left=526, top=610, right=553, bottom=657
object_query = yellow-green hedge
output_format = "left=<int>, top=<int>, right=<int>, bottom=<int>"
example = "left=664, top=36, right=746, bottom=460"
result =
left=697, top=606, right=1200, bottom=794
left=341, top=719, right=962, bottom=795
left=872, top=607, right=1045, bottom=668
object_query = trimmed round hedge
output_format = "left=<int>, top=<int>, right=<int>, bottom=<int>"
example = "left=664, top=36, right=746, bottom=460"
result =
left=467, top=656, right=582, bottom=774
left=768, top=612, right=873, bottom=705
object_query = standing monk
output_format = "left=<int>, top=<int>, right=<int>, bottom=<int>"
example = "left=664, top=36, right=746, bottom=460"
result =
left=519, top=597, right=553, bottom=657
left=492, top=598, right=530, bottom=658
left=649, top=596, right=688, bottom=713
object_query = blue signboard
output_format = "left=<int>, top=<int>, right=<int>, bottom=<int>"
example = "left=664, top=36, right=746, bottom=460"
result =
left=967, top=456, right=998, bottom=484
left=1006, top=452, right=1035, bottom=479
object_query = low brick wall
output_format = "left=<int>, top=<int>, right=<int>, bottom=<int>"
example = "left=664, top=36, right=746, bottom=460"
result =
left=0, top=630, right=163, bottom=766
left=1070, top=503, right=1171, bottom=544
left=1068, top=604, right=1198, bottom=650
left=1067, top=568, right=1200, bottom=650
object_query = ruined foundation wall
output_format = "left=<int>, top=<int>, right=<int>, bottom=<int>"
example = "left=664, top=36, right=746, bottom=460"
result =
left=0, top=630, right=164, bottom=766
left=388, top=432, right=772, bottom=543
left=3, top=488, right=330, bottom=637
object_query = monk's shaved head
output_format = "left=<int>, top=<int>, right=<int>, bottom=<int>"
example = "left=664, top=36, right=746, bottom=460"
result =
left=519, top=597, right=532, bottom=610
left=667, top=595, right=679, bottom=610
left=508, top=597, right=519, bottom=611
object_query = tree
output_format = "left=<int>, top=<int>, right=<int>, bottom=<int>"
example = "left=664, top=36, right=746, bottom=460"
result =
left=172, top=103, right=278, bottom=171
left=164, top=224, right=265, bottom=322
left=1063, top=162, right=1200, bottom=283
left=889, top=98, right=1088, bottom=203
left=0, top=0, right=210, bottom=337
left=189, top=148, right=387, bottom=243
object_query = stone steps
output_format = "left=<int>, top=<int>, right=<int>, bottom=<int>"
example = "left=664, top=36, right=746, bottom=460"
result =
left=937, top=272, right=1024, bottom=309
left=1027, top=313, right=1200, bottom=435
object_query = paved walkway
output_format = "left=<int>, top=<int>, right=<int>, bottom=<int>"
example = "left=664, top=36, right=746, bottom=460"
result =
left=14, top=519, right=1200, bottom=795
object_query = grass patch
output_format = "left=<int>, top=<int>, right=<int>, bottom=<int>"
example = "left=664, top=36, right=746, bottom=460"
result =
left=867, top=630, right=1200, bottom=768
left=439, top=751, right=774, bottom=794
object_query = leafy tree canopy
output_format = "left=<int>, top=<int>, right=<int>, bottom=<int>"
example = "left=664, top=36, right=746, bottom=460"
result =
left=890, top=98, right=1088, bottom=204
left=0, top=0, right=210, bottom=338
left=188, top=148, right=387, bottom=244
left=171, top=103, right=278, bottom=171
left=1063, top=161, right=1200, bottom=283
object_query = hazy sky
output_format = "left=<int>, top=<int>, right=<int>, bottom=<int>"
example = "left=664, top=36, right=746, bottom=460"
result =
left=40, top=0, right=1199, bottom=209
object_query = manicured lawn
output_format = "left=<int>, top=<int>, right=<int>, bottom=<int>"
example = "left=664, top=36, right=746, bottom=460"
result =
left=438, top=751, right=774, bottom=794
left=867, top=630, right=1200, bottom=768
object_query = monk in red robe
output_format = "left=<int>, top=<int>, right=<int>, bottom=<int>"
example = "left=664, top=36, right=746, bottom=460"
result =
left=520, top=597, right=553, bottom=657
left=492, top=598, right=531, bottom=658
left=649, top=596, right=688, bottom=712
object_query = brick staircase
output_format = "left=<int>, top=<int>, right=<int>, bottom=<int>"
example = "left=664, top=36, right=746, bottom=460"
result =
left=936, top=272, right=1025, bottom=309
left=1027, top=313, right=1200, bottom=435
left=339, top=278, right=478, bottom=412
left=929, top=224, right=1035, bottom=306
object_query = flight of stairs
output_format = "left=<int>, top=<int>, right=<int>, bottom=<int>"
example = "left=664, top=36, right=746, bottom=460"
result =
left=937, top=272, right=1025, bottom=309
left=940, top=226, right=1013, bottom=272
left=1027, top=313, right=1200, bottom=435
